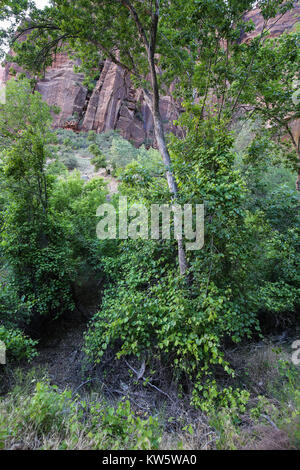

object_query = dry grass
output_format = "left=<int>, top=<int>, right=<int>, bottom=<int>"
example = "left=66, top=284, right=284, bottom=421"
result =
left=240, top=425, right=293, bottom=450
left=161, top=423, right=217, bottom=450
left=227, top=339, right=294, bottom=396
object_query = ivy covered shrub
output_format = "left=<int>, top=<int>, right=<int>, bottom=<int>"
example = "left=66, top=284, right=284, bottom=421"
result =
left=84, top=243, right=251, bottom=411
left=84, top=113, right=299, bottom=410
left=84, top=119, right=262, bottom=409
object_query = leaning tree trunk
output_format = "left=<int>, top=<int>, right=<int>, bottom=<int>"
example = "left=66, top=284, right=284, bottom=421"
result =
left=147, top=55, right=189, bottom=276
left=152, top=105, right=189, bottom=276
left=291, top=128, right=300, bottom=192
left=296, top=145, right=300, bottom=192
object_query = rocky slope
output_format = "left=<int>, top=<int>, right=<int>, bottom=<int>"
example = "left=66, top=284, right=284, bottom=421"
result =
left=0, top=3, right=299, bottom=146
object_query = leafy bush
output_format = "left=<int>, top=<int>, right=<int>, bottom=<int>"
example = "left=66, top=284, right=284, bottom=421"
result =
left=0, top=80, right=78, bottom=321
left=61, top=154, right=78, bottom=170
left=0, top=326, right=37, bottom=363
left=88, top=144, right=107, bottom=171
left=0, top=282, right=33, bottom=328
left=22, top=382, right=75, bottom=435
left=0, top=82, right=109, bottom=325
left=87, top=130, right=97, bottom=142
left=84, top=238, right=252, bottom=410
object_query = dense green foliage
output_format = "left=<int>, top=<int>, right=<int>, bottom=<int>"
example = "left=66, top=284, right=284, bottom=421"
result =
left=0, top=326, right=37, bottom=362
left=0, top=80, right=74, bottom=322
left=85, top=114, right=299, bottom=409
left=0, top=80, right=108, bottom=338
left=0, top=0, right=299, bottom=449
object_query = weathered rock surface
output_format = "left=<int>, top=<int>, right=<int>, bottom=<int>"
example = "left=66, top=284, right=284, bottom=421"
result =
left=1, top=51, right=181, bottom=146
left=36, top=53, right=88, bottom=128
left=80, top=59, right=181, bottom=146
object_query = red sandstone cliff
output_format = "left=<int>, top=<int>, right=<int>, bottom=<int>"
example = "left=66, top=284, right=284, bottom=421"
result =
left=0, top=3, right=299, bottom=146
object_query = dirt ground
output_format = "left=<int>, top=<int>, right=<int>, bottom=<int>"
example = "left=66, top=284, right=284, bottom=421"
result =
left=13, top=306, right=94, bottom=394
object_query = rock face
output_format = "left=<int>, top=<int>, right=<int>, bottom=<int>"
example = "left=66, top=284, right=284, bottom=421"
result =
left=242, top=3, right=300, bottom=42
left=0, top=51, right=181, bottom=146
left=242, top=1, right=300, bottom=174
left=80, top=60, right=180, bottom=147
left=36, top=53, right=88, bottom=128
left=0, top=3, right=299, bottom=146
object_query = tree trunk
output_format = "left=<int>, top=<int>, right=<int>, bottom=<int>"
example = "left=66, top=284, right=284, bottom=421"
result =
left=147, top=59, right=189, bottom=276
left=152, top=105, right=189, bottom=275
left=296, top=149, right=300, bottom=192
left=123, top=0, right=189, bottom=275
